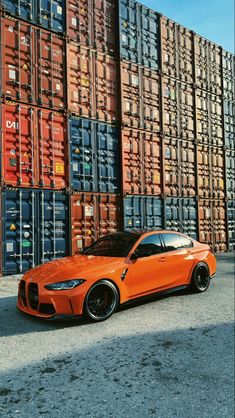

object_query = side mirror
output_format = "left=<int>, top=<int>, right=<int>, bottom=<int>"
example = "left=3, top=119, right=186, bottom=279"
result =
left=130, top=247, right=152, bottom=260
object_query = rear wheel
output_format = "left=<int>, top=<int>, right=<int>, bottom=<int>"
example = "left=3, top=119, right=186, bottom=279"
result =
left=191, top=263, right=210, bottom=293
left=84, top=280, right=119, bottom=322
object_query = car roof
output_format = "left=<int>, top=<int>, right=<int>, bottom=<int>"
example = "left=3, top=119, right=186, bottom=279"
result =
left=123, top=229, right=194, bottom=238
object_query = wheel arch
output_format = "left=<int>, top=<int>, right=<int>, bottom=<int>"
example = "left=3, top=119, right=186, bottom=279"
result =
left=82, top=278, right=121, bottom=315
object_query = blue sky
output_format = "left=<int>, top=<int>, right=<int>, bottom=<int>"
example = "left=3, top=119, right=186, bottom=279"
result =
left=141, top=0, right=234, bottom=52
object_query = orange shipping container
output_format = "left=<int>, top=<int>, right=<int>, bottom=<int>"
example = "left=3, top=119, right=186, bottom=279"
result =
left=70, top=193, right=121, bottom=255
left=196, top=89, right=223, bottom=146
left=161, top=16, right=194, bottom=84
left=0, top=15, right=65, bottom=109
left=67, top=43, right=118, bottom=123
left=66, top=0, right=117, bottom=55
left=198, top=199, right=227, bottom=252
left=120, top=61, right=160, bottom=132
left=0, top=102, right=67, bottom=188
left=197, top=145, right=225, bottom=199
left=121, top=128, right=162, bottom=195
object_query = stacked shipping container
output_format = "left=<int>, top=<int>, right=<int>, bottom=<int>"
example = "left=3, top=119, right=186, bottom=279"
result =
left=0, top=0, right=234, bottom=275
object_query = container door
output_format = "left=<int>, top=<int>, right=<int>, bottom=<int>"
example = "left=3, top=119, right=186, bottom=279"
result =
left=1, top=0, right=34, bottom=23
left=124, top=196, right=144, bottom=230
left=95, top=53, right=118, bottom=122
left=97, top=123, right=119, bottom=193
left=181, top=199, right=197, bottom=240
left=1, top=189, right=37, bottom=275
left=120, top=0, right=138, bottom=63
left=94, top=0, right=117, bottom=55
left=1, top=103, right=36, bottom=187
left=140, top=7, right=159, bottom=70
left=145, top=197, right=163, bottom=230
left=37, top=0, right=65, bottom=33
left=39, top=190, right=68, bottom=264
left=227, top=201, right=235, bottom=251
left=69, top=118, right=96, bottom=191
left=165, top=198, right=181, bottom=231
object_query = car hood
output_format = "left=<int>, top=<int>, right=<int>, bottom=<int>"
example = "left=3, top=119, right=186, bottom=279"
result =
left=23, top=255, right=125, bottom=284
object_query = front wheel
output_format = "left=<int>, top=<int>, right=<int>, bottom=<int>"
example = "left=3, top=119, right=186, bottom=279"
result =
left=191, top=263, right=210, bottom=293
left=84, top=280, right=119, bottom=322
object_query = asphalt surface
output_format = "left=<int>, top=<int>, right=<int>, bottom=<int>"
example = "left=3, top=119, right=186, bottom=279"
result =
left=0, top=253, right=234, bottom=418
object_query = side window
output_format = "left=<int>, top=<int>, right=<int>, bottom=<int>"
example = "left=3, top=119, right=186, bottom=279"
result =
left=137, top=234, right=163, bottom=256
left=161, top=233, right=183, bottom=252
left=179, top=236, right=194, bottom=248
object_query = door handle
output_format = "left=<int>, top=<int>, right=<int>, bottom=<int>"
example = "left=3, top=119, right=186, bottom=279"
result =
left=158, top=257, right=166, bottom=262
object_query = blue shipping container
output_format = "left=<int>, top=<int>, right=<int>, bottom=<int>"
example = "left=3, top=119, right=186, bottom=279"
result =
left=124, top=196, right=163, bottom=230
left=227, top=200, right=235, bottom=251
left=0, top=0, right=65, bottom=33
left=0, top=188, right=68, bottom=275
left=119, top=0, right=160, bottom=69
left=69, top=118, right=120, bottom=193
left=165, top=198, right=198, bottom=240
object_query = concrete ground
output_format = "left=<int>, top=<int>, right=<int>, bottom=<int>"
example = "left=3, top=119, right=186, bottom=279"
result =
left=0, top=253, right=234, bottom=418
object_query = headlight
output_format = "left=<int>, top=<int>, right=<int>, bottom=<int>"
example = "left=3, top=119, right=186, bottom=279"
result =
left=45, top=279, right=85, bottom=291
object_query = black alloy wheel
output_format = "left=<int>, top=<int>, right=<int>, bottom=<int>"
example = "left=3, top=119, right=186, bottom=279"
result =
left=191, top=263, right=210, bottom=293
left=84, top=280, right=119, bottom=322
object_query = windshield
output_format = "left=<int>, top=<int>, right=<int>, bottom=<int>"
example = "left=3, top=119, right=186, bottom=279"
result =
left=83, top=233, right=140, bottom=257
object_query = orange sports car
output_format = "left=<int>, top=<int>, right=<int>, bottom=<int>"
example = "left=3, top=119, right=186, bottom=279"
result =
left=18, top=230, right=216, bottom=322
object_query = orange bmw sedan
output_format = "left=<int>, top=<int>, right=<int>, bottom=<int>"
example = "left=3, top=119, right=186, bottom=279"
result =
left=18, top=230, right=216, bottom=322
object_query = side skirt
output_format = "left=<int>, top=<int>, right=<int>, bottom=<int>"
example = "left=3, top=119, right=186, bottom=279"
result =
left=121, top=285, right=189, bottom=307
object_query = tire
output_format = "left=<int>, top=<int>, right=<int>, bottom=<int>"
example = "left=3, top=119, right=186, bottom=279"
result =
left=191, top=263, right=210, bottom=293
left=84, top=280, right=119, bottom=322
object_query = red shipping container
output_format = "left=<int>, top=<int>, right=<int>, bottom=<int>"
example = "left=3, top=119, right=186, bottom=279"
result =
left=121, top=128, right=161, bottom=195
left=161, top=16, right=194, bottom=84
left=0, top=102, right=67, bottom=188
left=196, top=89, right=223, bottom=146
left=121, top=61, right=160, bottom=132
left=66, top=0, right=117, bottom=55
left=70, top=193, right=121, bottom=255
left=67, top=43, right=118, bottom=122
left=0, top=15, right=65, bottom=109
left=198, top=199, right=227, bottom=252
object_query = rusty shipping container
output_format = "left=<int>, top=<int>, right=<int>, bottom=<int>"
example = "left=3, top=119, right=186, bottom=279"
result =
left=67, top=43, right=118, bottom=122
left=198, top=199, right=227, bottom=252
left=161, top=16, right=194, bottom=84
left=194, top=35, right=222, bottom=95
left=0, top=101, right=67, bottom=188
left=225, top=148, right=235, bottom=200
left=0, top=188, right=69, bottom=276
left=196, top=89, right=223, bottom=146
left=197, top=144, right=225, bottom=200
left=67, top=0, right=117, bottom=55
left=69, top=193, right=121, bottom=255
left=0, top=0, right=65, bottom=33
left=0, top=15, right=66, bottom=109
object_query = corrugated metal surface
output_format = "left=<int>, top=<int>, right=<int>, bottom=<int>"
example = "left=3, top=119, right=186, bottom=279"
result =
left=69, top=117, right=120, bottom=193
left=0, top=102, right=67, bottom=188
left=161, top=16, right=193, bottom=84
left=119, top=0, right=160, bottom=69
left=163, top=138, right=196, bottom=196
left=124, top=196, right=163, bottom=230
left=165, top=198, right=197, bottom=239
left=70, top=193, right=121, bottom=254
left=0, top=188, right=68, bottom=275
left=196, top=89, right=223, bottom=146
left=0, top=16, right=65, bottom=109
left=0, top=0, right=65, bottom=32
left=67, top=0, right=117, bottom=55
left=198, top=199, right=227, bottom=252
left=122, top=128, right=161, bottom=195
left=194, top=35, right=222, bottom=95
left=162, top=77, right=194, bottom=140
left=227, top=200, right=235, bottom=251
left=120, top=60, right=160, bottom=131
left=67, top=43, right=118, bottom=122
left=224, top=100, right=235, bottom=149
left=222, top=50, right=235, bottom=101
left=225, top=149, right=235, bottom=200
left=197, top=145, right=225, bottom=199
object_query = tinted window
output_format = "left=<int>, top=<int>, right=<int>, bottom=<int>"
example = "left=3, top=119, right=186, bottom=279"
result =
left=162, top=234, right=183, bottom=252
left=83, top=233, right=139, bottom=257
left=179, top=236, right=194, bottom=248
left=137, top=234, right=163, bottom=256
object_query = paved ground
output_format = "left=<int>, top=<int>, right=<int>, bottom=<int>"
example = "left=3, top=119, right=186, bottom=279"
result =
left=0, top=253, right=234, bottom=418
